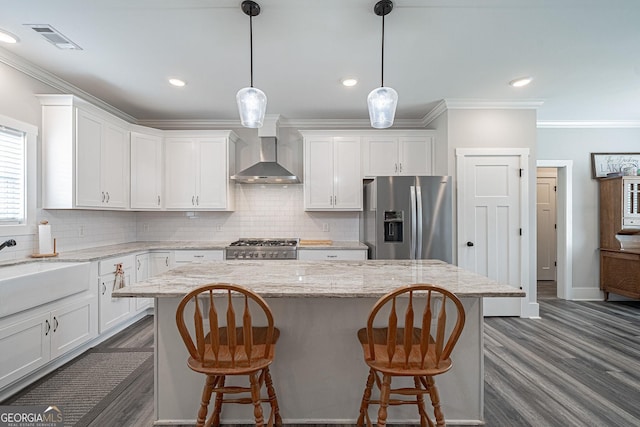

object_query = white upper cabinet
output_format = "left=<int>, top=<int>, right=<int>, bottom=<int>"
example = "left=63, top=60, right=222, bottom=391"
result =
left=302, top=132, right=362, bottom=211
left=362, top=131, right=435, bottom=177
left=38, top=95, right=130, bottom=209
left=130, top=130, right=163, bottom=210
left=164, top=131, right=236, bottom=211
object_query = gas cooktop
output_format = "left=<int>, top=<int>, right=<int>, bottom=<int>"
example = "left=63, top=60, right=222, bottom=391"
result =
left=225, top=238, right=299, bottom=260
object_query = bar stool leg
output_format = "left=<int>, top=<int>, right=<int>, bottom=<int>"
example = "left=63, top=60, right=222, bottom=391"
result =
left=357, top=368, right=375, bottom=426
left=211, top=375, right=225, bottom=427
left=263, top=367, right=282, bottom=426
left=426, top=376, right=445, bottom=427
left=249, top=372, right=265, bottom=426
left=196, top=375, right=215, bottom=427
left=376, top=374, right=392, bottom=426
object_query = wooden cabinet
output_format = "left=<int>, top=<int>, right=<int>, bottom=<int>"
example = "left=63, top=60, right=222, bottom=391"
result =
left=599, top=177, right=640, bottom=299
left=297, top=249, right=367, bottom=260
left=38, top=94, right=129, bottom=209
left=131, top=130, right=164, bottom=210
left=362, top=131, right=434, bottom=177
left=164, top=131, right=237, bottom=211
left=600, top=250, right=640, bottom=300
left=0, top=294, right=97, bottom=390
left=301, top=132, right=362, bottom=211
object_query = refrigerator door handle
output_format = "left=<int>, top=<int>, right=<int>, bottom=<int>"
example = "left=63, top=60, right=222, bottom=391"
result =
left=416, top=185, right=423, bottom=259
left=410, top=185, right=417, bottom=259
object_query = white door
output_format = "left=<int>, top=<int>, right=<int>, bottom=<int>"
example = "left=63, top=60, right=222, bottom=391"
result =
left=457, top=149, right=527, bottom=316
left=362, top=136, right=398, bottom=176
left=131, top=132, right=163, bottom=209
left=536, top=172, right=557, bottom=281
left=196, top=138, right=227, bottom=209
left=333, top=137, right=362, bottom=210
left=398, top=136, right=433, bottom=176
left=165, top=138, right=196, bottom=209
left=50, top=296, right=96, bottom=359
left=102, top=123, right=128, bottom=208
left=304, top=137, right=334, bottom=209
left=75, top=109, right=103, bottom=207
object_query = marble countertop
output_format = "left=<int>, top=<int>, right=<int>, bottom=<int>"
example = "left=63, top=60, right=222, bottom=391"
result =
left=113, top=259, right=524, bottom=299
left=297, top=241, right=367, bottom=250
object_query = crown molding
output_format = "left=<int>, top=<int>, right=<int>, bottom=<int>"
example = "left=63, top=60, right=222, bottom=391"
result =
left=135, top=119, right=241, bottom=130
left=421, top=100, right=448, bottom=127
left=536, top=120, right=640, bottom=129
left=0, top=46, right=136, bottom=123
left=443, top=99, right=545, bottom=110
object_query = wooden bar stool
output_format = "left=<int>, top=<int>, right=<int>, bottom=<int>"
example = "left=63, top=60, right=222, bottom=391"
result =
left=356, top=284, right=466, bottom=427
left=175, top=283, right=282, bottom=427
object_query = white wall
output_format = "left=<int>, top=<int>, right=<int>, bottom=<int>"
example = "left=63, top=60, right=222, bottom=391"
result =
left=441, top=108, right=538, bottom=315
left=537, top=127, right=640, bottom=299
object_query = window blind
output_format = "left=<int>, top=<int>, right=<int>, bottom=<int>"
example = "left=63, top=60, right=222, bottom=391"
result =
left=0, top=126, right=25, bottom=224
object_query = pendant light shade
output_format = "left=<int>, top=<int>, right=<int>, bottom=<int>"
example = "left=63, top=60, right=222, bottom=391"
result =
left=237, top=1, right=267, bottom=128
left=237, top=87, right=267, bottom=128
left=367, top=86, right=398, bottom=129
left=368, top=0, right=397, bottom=129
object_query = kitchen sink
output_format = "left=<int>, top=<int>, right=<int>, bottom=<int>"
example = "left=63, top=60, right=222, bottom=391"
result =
left=0, top=261, right=91, bottom=318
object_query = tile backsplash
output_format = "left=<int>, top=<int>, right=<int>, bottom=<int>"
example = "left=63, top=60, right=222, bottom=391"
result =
left=0, top=184, right=359, bottom=262
left=136, top=184, right=360, bottom=241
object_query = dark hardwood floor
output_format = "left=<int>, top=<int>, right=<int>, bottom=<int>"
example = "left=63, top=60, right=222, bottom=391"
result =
left=9, top=291, right=640, bottom=427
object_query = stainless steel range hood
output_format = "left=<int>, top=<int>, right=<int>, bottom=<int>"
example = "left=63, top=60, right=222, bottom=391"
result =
left=231, top=116, right=300, bottom=184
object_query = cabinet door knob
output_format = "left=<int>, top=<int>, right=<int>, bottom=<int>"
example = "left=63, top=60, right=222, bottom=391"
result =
left=466, top=241, right=474, bottom=247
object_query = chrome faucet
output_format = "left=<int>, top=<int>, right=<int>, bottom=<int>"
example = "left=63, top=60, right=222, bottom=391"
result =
left=0, top=239, right=17, bottom=251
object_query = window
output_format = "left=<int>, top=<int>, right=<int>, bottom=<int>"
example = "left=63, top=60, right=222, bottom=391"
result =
left=0, top=125, right=25, bottom=224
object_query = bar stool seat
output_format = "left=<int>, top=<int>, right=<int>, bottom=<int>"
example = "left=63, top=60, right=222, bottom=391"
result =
left=176, top=283, right=282, bottom=427
left=356, top=284, right=466, bottom=427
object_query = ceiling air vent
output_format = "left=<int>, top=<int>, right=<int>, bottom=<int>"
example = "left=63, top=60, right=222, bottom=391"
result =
left=24, top=24, right=82, bottom=50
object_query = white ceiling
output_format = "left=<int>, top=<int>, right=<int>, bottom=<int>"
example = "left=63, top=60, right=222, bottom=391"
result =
left=1, top=0, right=640, bottom=125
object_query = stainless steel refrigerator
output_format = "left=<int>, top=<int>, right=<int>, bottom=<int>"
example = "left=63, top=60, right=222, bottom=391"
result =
left=361, top=176, right=452, bottom=262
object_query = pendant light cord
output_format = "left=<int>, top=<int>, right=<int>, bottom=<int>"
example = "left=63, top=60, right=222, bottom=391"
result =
left=249, top=13, right=254, bottom=88
left=381, top=12, right=385, bottom=87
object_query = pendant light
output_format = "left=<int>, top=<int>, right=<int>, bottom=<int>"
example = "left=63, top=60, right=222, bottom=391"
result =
left=237, top=0, right=267, bottom=128
left=367, top=0, right=398, bottom=129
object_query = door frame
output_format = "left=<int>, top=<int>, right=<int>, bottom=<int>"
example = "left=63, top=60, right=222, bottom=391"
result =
left=456, top=148, right=531, bottom=317
left=536, top=160, right=573, bottom=300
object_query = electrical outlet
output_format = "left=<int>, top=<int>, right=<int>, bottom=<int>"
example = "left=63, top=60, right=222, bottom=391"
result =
left=78, top=225, right=85, bottom=237
left=215, top=224, right=223, bottom=232
left=143, top=224, right=150, bottom=233
left=322, top=223, right=330, bottom=232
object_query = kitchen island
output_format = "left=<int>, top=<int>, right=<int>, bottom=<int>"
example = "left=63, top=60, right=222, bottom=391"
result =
left=114, top=259, right=524, bottom=425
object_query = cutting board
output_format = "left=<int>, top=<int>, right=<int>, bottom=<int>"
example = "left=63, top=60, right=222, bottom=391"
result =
left=299, top=240, right=333, bottom=246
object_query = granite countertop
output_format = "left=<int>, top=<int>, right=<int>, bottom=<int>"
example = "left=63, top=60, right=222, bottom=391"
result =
left=0, top=240, right=366, bottom=267
left=113, top=259, right=525, bottom=299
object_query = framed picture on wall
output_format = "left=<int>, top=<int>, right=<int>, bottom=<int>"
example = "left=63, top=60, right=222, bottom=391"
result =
left=591, top=152, right=640, bottom=178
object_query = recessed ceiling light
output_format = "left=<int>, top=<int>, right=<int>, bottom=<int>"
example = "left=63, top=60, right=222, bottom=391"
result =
left=0, top=30, right=18, bottom=44
left=509, top=76, right=533, bottom=87
left=169, top=78, right=186, bottom=87
left=341, top=78, right=358, bottom=87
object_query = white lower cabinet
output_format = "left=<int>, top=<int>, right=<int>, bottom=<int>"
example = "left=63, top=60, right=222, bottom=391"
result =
left=135, top=252, right=173, bottom=311
left=174, top=250, right=223, bottom=264
left=0, top=294, right=97, bottom=390
left=98, top=255, right=134, bottom=333
left=298, top=249, right=367, bottom=261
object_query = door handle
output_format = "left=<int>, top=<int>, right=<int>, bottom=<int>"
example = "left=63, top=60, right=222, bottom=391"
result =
left=45, top=319, right=51, bottom=336
left=102, top=282, right=107, bottom=295
left=53, top=317, right=59, bottom=332
left=467, top=241, right=474, bottom=247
